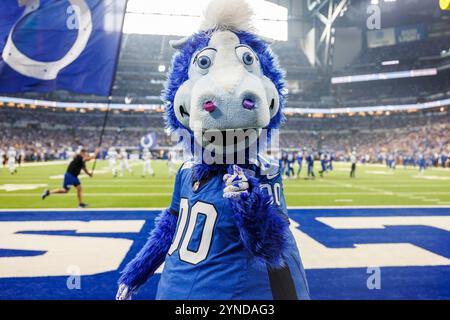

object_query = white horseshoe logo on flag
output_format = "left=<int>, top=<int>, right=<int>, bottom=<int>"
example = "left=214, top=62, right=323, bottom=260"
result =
left=2, top=0, right=92, bottom=80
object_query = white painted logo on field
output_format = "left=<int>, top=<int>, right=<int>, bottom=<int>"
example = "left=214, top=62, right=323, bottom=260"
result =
left=0, top=184, right=47, bottom=192
left=0, top=220, right=145, bottom=278
left=292, top=216, right=450, bottom=269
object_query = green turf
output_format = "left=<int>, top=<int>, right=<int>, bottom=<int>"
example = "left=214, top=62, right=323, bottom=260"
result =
left=0, top=160, right=449, bottom=209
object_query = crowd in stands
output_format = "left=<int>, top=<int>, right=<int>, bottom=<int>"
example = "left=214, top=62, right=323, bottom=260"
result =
left=1, top=106, right=448, bottom=167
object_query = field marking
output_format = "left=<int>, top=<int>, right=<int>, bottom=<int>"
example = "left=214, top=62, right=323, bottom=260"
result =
left=0, top=208, right=168, bottom=212
left=49, top=163, right=142, bottom=179
left=1, top=190, right=448, bottom=200
left=366, top=170, right=394, bottom=175
left=0, top=205, right=449, bottom=212
left=413, top=175, right=450, bottom=181
left=286, top=192, right=450, bottom=196
left=15, top=161, right=67, bottom=167
left=0, top=193, right=173, bottom=197
left=319, top=179, right=445, bottom=205
left=290, top=219, right=450, bottom=269
left=0, top=184, right=47, bottom=192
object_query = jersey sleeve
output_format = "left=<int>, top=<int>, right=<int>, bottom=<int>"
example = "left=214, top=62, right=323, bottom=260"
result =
left=169, top=165, right=184, bottom=215
left=258, top=164, right=288, bottom=215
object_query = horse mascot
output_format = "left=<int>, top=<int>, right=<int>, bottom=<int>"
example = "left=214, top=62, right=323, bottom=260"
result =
left=116, top=0, right=310, bottom=300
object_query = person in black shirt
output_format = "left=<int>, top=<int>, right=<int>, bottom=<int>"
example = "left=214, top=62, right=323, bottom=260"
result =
left=42, top=148, right=99, bottom=208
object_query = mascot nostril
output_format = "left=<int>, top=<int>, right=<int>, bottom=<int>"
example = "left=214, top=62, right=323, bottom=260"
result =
left=203, top=100, right=216, bottom=112
left=117, top=0, right=310, bottom=301
left=242, top=98, right=255, bottom=110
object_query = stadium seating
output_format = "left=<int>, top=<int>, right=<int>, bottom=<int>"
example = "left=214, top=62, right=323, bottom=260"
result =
left=1, top=105, right=447, bottom=163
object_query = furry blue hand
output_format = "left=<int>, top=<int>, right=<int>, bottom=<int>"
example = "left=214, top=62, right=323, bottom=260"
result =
left=227, top=172, right=290, bottom=268
left=223, top=165, right=250, bottom=199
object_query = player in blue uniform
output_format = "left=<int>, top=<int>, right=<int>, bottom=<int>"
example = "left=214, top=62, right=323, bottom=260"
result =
left=418, top=153, right=426, bottom=175
left=285, top=152, right=295, bottom=178
left=318, top=152, right=327, bottom=178
left=296, top=148, right=304, bottom=178
left=306, top=151, right=315, bottom=179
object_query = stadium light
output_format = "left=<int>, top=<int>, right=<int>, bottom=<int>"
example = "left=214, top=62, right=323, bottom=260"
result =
left=331, top=68, right=437, bottom=84
left=381, top=60, right=399, bottom=66
left=158, top=64, right=166, bottom=73
left=123, top=0, right=288, bottom=40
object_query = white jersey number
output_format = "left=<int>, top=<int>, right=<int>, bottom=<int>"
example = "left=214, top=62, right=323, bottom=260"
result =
left=260, top=183, right=281, bottom=206
left=168, top=199, right=218, bottom=265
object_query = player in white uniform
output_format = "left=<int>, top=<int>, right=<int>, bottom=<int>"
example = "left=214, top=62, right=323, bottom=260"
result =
left=142, top=148, right=154, bottom=177
left=107, top=147, right=118, bottom=177
left=7, top=147, right=17, bottom=174
left=119, top=148, right=133, bottom=177
left=167, top=150, right=177, bottom=177
left=66, top=147, right=75, bottom=163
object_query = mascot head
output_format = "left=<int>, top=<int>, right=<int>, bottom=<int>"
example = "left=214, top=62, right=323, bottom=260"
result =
left=163, top=0, right=285, bottom=161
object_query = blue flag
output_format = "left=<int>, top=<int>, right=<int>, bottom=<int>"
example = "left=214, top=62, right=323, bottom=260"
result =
left=140, top=132, right=157, bottom=150
left=0, top=0, right=127, bottom=96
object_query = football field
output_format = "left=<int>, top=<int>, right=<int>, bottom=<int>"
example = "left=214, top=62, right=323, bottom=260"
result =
left=1, top=160, right=450, bottom=299
left=0, top=160, right=449, bottom=209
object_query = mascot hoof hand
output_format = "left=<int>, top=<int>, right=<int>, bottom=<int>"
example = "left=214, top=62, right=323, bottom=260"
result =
left=116, top=284, right=132, bottom=300
left=223, top=165, right=250, bottom=199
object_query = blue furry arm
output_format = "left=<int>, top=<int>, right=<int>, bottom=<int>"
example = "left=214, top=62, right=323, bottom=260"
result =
left=229, top=175, right=290, bottom=268
left=118, top=209, right=177, bottom=290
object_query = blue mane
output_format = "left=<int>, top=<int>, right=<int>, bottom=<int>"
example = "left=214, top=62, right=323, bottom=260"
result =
left=163, top=30, right=286, bottom=133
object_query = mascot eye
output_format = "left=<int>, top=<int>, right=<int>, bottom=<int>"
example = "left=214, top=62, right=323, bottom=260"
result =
left=242, top=52, right=254, bottom=65
left=235, top=45, right=259, bottom=73
left=197, top=55, right=211, bottom=69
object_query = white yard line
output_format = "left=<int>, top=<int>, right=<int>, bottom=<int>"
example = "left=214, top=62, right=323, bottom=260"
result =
left=0, top=205, right=448, bottom=212
left=285, top=192, right=450, bottom=196
left=319, top=179, right=445, bottom=205
left=0, top=192, right=173, bottom=197
left=0, top=207, right=166, bottom=212
left=287, top=205, right=450, bottom=209
left=17, top=161, right=67, bottom=167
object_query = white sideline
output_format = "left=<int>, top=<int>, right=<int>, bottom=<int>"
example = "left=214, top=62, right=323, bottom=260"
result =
left=17, top=161, right=67, bottom=167
left=0, top=205, right=449, bottom=212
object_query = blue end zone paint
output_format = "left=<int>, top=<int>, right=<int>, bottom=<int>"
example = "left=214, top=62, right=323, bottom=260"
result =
left=289, top=208, right=450, bottom=300
left=0, top=208, right=449, bottom=300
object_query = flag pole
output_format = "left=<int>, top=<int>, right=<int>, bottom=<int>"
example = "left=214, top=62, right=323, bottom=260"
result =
left=91, top=0, right=128, bottom=175
left=91, top=96, right=112, bottom=174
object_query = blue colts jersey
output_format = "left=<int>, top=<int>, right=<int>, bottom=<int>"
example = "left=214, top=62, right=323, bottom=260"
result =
left=156, top=159, right=310, bottom=300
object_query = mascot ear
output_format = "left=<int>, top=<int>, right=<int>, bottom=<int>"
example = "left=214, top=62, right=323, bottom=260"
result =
left=169, top=37, right=190, bottom=49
